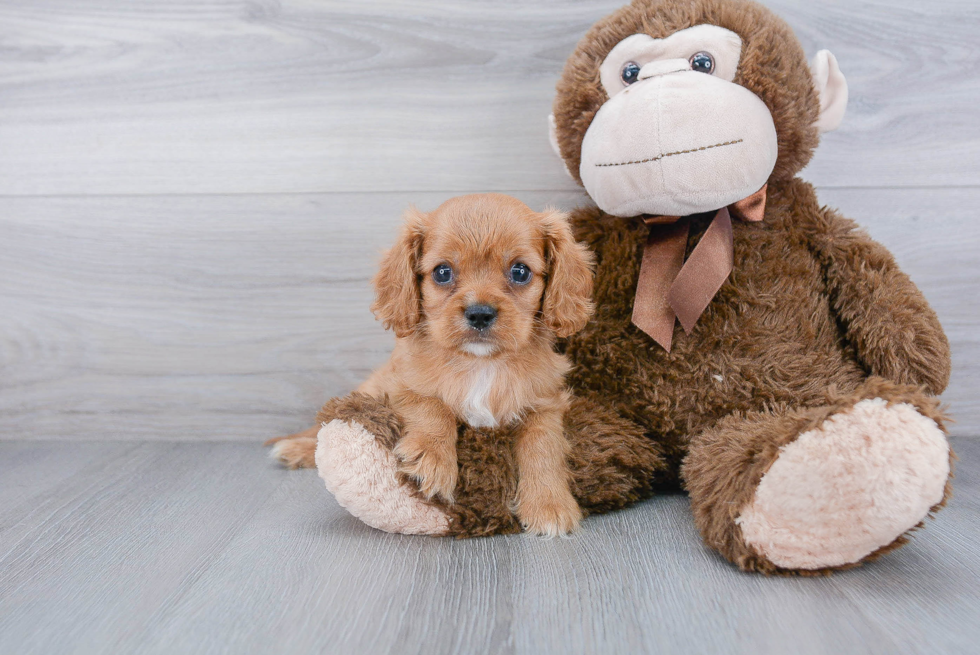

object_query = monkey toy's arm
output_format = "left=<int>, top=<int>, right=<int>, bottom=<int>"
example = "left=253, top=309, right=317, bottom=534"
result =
left=808, top=204, right=951, bottom=395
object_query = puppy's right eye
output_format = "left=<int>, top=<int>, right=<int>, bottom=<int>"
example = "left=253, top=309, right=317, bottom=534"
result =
left=509, top=262, right=532, bottom=285
left=432, top=264, right=454, bottom=285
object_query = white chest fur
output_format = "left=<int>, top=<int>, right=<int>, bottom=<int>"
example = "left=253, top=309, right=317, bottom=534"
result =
left=462, top=362, right=498, bottom=428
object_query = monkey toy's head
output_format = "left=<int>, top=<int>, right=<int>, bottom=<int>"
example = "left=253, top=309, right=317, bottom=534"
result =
left=550, top=0, right=848, bottom=217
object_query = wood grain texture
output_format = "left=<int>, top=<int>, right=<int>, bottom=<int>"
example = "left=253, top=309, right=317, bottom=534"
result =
left=0, top=438, right=977, bottom=655
left=0, top=442, right=288, bottom=654
left=1, top=187, right=976, bottom=441
left=0, top=0, right=977, bottom=195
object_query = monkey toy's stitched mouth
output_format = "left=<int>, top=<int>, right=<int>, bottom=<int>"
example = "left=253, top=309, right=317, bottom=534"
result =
left=595, top=138, right=744, bottom=168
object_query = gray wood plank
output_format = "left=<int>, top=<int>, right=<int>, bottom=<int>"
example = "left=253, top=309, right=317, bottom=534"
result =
left=0, top=441, right=133, bottom=505
left=0, top=442, right=286, bottom=655
left=0, top=439, right=975, bottom=655
left=0, top=0, right=977, bottom=195
left=1, top=188, right=975, bottom=441
left=821, top=438, right=980, bottom=655
left=132, top=473, right=892, bottom=655
left=0, top=441, right=138, bottom=555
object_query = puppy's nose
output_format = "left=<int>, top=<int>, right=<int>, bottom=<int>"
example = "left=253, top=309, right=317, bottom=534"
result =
left=464, top=304, right=497, bottom=330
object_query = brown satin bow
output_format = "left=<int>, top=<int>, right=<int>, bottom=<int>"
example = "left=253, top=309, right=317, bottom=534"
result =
left=630, top=184, right=767, bottom=351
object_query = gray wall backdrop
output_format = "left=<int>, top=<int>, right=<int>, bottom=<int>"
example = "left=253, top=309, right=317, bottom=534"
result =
left=1, top=0, right=977, bottom=440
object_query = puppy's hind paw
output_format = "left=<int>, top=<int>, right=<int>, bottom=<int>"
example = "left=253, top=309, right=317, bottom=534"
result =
left=269, top=437, right=317, bottom=469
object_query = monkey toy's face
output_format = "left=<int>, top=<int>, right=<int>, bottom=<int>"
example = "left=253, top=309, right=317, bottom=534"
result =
left=550, top=2, right=848, bottom=219
left=582, top=25, right=777, bottom=217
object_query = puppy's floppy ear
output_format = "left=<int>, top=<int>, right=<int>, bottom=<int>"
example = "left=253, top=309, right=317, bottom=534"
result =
left=371, top=207, right=426, bottom=338
left=540, top=209, right=595, bottom=338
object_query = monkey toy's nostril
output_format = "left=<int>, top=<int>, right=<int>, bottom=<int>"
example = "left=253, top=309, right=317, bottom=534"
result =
left=464, top=304, right=497, bottom=330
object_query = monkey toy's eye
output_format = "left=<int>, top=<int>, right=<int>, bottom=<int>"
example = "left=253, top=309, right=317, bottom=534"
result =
left=432, top=264, right=454, bottom=285
left=620, top=61, right=641, bottom=85
left=689, top=52, right=714, bottom=74
left=509, top=263, right=532, bottom=285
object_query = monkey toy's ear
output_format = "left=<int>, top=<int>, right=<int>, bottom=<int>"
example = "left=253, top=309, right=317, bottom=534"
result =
left=810, top=50, right=849, bottom=133
left=548, top=114, right=562, bottom=158
left=371, top=207, right=426, bottom=338
left=548, top=114, right=575, bottom=179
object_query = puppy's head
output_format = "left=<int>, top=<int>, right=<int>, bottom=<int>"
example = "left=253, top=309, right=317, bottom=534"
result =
left=372, top=194, right=595, bottom=356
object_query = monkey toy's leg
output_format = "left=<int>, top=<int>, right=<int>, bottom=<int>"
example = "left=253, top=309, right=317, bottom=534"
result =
left=312, top=393, right=451, bottom=535
left=682, top=377, right=953, bottom=574
left=563, top=395, right=668, bottom=515
left=274, top=392, right=668, bottom=538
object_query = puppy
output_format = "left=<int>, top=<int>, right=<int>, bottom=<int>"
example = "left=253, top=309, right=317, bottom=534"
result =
left=269, top=193, right=595, bottom=535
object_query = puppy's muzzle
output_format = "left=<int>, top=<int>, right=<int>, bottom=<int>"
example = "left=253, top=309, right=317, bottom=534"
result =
left=464, top=304, right=497, bottom=331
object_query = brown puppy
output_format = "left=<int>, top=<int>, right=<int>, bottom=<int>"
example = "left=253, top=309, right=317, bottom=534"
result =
left=270, top=193, right=595, bottom=536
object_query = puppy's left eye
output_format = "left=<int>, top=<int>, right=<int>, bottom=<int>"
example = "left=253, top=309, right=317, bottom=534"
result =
left=509, top=263, right=532, bottom=285
left=432, top=264, right=454, bottom=285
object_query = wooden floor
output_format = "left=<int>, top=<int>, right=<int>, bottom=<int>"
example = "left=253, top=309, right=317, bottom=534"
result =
left=0, top=437, right=977, bottom=655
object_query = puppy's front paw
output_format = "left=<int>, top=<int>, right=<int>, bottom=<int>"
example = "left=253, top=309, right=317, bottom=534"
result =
left=394, top=433, right=458, bottom=504
left=516, top=487, right=583, bottom=537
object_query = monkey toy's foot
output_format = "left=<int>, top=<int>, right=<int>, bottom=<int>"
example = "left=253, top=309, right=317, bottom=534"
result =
left=685, top=381, right=952, bottom=573
left=314, top=394, right=450, bottom=536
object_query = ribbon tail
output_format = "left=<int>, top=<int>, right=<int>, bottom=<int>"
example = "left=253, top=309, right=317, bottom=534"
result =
left=631, top=220, right=689, bottom=351
left=729, top=184, right=768, bottom=223
left=667, top=207, right=734, bottom=334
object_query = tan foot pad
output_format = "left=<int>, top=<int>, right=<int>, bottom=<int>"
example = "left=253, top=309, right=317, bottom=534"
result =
left=736, top=399, right=949, bottom=570
left=315, top=419, right=449, bottom=536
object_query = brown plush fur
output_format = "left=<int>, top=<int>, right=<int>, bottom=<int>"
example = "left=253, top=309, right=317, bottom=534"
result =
left=561, top=178, right=951, bottom=479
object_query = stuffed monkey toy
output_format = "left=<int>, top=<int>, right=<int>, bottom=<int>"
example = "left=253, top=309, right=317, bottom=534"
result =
left=274, top=0, right=953, bottom=574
